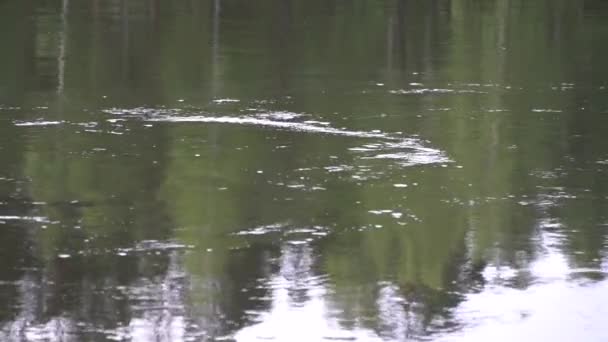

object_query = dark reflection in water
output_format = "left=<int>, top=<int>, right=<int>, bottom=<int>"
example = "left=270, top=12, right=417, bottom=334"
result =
left=1, top=0, right=608, bottom=340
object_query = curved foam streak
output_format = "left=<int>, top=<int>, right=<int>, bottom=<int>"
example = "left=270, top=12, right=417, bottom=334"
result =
left=147, top=114, right=449, bottom=161
left=149, top=115, right=388, bottom=139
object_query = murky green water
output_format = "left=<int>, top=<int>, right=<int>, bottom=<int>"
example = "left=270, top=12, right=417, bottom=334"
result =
left=2, top=0, right=608, bottom=341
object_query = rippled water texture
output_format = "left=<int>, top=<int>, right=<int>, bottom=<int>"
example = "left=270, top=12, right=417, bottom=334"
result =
left=2, top=0, right=608, bottom=341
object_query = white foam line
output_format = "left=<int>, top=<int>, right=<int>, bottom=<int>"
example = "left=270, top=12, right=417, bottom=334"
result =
left=0, top=215, right=50, bottom=223
left=149, top=115, right=388, bottom=139
left=389, top=88, right=487, bottom=95
left=149, top=115, right=432, bottom=148
left=14, top=121, right=64, bottom=127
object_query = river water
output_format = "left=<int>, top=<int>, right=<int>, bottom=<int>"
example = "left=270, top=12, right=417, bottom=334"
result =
left=1, top=0, right=608, bottom=341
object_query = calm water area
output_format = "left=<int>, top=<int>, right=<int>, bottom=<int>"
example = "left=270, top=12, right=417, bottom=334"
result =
left=1, top=0, right=608, bottom=341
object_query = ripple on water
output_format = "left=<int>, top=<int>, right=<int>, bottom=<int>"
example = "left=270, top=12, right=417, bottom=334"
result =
left=368, top=208, right=420, bottom=223
left=254, top=111, right=305, bottom=121
left=390, top=88, right=487, bottom=95
left=530, top=169, right=565, bottom=179
left=233, top=223, right=329, bottom=245
left=353, top=139, right=450, bottom=167
left=531, top=109, right=563, bottom=113
left=102, top=107, right=183, bottom=117
left=124, top=240, right=192, bottom=253
left=212, top=98, right=240, bottom=104
left=324, top=165, right=354, bottom=173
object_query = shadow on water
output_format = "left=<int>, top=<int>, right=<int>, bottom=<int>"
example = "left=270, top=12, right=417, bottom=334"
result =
left=1, top=0, right=608, bottom=341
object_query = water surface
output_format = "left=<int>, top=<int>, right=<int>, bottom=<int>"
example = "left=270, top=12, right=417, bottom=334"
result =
left=1, top=0, right=608, bottom=341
